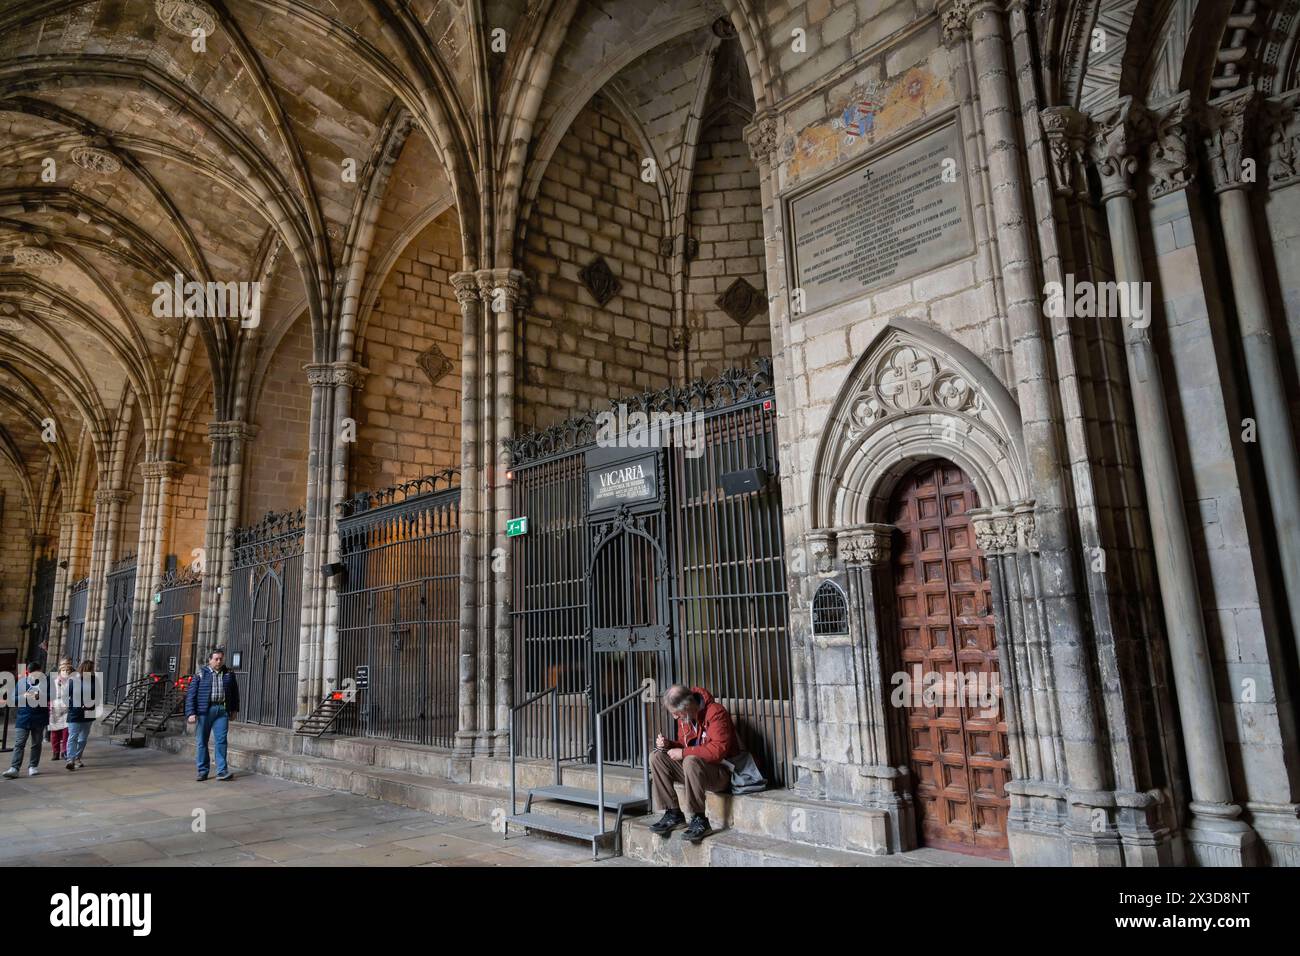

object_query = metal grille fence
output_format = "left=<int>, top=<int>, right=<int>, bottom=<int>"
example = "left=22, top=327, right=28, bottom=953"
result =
left=151, top=567, right=202, bottom=677
left=102, top=554, right=138, bottom=703
left=226, top=510, right=303, bottom=728
left=65, top=577, right=89, bottom=664
left=26, top=556, right=57, bottom=662
left=507, top=360, right=794, bottom=785
left=336, top=472, right=461, bottom=747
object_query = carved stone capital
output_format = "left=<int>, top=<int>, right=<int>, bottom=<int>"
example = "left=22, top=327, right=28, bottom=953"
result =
left=1266, top=90, right=1300, bottom=190
left=208, top=419, right=255, bottom=443
left=304, top=362, right=335, bottom=387
left=1147, top=92, right=1195, bottom=199
left=94, top=488, right=130, bottom=505
left=475, top=267, right=527, bottom=308
left=1040, top=106, right=1088, bottom=197
left=1204, top=87, right=1257, bottom=193
left=1086, top=97, right=1152, bottom=202
left=743, top=113, right=778, bottom=166
left=938, top=0, right=976, bottom=46
left=331, top=361, right=367, bottom=388
left=804, top=529, right=836, bottom=574
left=839, top=524, right=896, bottom=568
left=450, top=270, right=482, bottom=308
left=970, top=500, right=1037, bottom=555
left=140, top=459, right=184, bottom=481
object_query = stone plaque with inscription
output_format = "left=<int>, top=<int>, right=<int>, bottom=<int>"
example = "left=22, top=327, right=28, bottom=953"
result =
left=787, top=121, right=973, bottom=314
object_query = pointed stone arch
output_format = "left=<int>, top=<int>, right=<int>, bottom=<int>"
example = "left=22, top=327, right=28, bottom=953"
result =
left=810, top=317, right=1029, bottom=530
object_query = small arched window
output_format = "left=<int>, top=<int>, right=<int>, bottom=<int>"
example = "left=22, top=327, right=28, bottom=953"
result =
left=811, top=580, right=849, bottom=636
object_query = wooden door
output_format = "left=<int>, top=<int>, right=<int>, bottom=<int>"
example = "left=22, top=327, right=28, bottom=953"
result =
left=890, top=461, right=1009, bottom=855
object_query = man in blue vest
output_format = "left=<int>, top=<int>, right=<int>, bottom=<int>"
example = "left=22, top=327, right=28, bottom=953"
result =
left=185, top=648, right=240, bottom=782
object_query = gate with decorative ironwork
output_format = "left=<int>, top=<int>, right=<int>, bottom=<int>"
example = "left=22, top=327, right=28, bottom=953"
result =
left=102, top=554, right=138, bottom=703
left=64, top=577, right=90, bottom=664
left=151, top=567, right=202, bottom=678
left=25, top=556, right=57, bottom=662
left=508, top=361, right=794, bottom=785
left=226, top=510, right=303, bottom=727
left=336, top=471, right=461, bottom=747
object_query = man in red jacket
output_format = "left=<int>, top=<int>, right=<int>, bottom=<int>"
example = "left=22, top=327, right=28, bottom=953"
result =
left=648, top=684, right=740, bottom=843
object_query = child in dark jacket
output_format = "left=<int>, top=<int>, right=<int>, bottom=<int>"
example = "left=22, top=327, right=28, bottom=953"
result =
left=4, top=662, right=50, bottom=778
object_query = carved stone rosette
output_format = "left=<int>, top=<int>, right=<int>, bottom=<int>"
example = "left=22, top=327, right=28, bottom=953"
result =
left=969, top=500, right=1038, bottom=556
left=1086, top=97, right=1152, bottom=201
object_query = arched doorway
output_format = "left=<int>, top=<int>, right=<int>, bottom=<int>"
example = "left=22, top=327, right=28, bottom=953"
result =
left=890, top=460, right=1009, bottom=856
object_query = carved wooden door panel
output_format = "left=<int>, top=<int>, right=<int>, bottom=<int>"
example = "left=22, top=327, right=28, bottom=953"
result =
left=891, top=461, right=1009, bottom=855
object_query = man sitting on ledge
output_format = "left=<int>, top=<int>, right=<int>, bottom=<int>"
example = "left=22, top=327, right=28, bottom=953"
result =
left=648, top=684, right=740, bottom=844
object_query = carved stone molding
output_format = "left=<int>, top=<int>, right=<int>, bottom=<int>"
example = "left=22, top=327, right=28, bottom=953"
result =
left=417, top=342, right=454, bottom=387
left=969, top=500, right=1038, bottom=555
left=330, top=361, right=367, bottom=389
left=805, top=529, right=836, bottom=573
left=1147, top=92, right=1195, bottom=199
left=94, top=488, right=131, bottom=505
left=838, top=524, right=896, bottom=568
left=208, top=420, right=255, bottom=443
left=11, top=243, right=62, bottom=268
left=1204, top=87, right=1257, bottom=193
left=716, top=276, right=767, bottom=326
left=1040, top=106, right=1088, bottom=197
left=578, top=256, right=620, bottom=306
left=743, top=113, right=778, bottom=166
left=1086, top=97, right=1152, bottom=201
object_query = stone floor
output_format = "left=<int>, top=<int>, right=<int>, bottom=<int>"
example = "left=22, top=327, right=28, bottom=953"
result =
left=0, top=740, right=643, bottom=868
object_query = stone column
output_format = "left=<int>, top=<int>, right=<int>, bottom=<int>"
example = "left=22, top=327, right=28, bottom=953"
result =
left=131, top=459, right=183, bottom=681
left=451, top=271, right=482, bottom=753
left=46, top=510, right=91, bottom=664
left=1087, top=96, right=1257, bottom=864
left=202, top=420, right=255, bottom=651
left=1205, top=88, right=1300, bottom=660
left=297, top=362, right=336, bottom=717
left=84, top=487, right=129, bottom=662
left=478, top=267, right=526, bottom=754
left=323, top=361, right=366, bottom=698
left=950, top=0, right=1111, bottom=813
left=838, top=523, right=916, bottom=852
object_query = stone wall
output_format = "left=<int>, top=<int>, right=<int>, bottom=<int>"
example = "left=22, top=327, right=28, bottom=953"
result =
left=246, top=313, right=312, bottom=523
left=0, top=466, right=32, bottom=637
left=350, top=211, right=463, bottom=492
left=519, top=94, right=673, bottom=428
left=166, top=417, right=211, bottom=566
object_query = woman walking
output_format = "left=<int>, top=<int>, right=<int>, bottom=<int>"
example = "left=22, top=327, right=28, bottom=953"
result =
left=65, top=660, right=98, bottom=771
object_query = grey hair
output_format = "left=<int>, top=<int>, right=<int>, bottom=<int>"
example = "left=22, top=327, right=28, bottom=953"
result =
left=663, top=684, right=694, bottom=710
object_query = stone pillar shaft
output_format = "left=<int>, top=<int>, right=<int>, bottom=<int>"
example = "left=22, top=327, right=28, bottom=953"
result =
left=452, top=271, right=481, bottom=753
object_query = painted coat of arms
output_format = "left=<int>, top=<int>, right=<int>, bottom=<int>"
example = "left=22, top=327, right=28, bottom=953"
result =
left=830, top=81, right=882, bottom=144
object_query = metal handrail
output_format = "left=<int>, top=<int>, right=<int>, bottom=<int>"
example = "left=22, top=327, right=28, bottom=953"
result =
left=508, top=685, right=560, bottom=819
left=594, top=684, right=651, bottom=841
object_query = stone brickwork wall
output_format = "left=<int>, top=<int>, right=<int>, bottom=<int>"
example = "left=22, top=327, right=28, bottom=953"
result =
left=0, top=468, right=32, bottom=636
left=166, top=418, right=211, bottom=565
left=246, top=314, right=312, bottom=523
left=350, top=210, right=463, bottom=491
left=519, top=95, right=673, bottom=429
left=687, top=115, right=771, bottom=379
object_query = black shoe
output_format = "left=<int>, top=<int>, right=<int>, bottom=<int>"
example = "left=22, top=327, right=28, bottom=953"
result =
left=196, top=774, right=208, bottom=782
left=217, top=772, right=234, bottom=782
left=65, top=761, right=76, bottom=772
left=648, top=810, right=685, bottom=836
left=682, top=815, right=712, bottom=844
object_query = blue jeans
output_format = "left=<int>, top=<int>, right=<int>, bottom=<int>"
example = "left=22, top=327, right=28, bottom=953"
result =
left=195, top=704, right=229, bottom=777
left=66, top=721, right=93, bottom=762
left=8, top=726, right=43, bottom=770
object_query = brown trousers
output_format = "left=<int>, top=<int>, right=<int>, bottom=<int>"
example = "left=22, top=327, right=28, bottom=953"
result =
left=651, top=750, right=731, bottom=817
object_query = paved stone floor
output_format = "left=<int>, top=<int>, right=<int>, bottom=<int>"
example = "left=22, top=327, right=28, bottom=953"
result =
left=0, top=741, right=641, bottom=867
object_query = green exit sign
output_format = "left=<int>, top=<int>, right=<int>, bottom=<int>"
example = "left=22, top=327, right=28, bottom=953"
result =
left=506, top=516, right=528, bottom=537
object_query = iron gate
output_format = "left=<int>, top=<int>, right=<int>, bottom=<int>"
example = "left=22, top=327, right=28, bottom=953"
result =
left=25, top=556, right=57, bottom=662
left=336, top=471, right=460, bottom=747
left=508, top=360, right=794, bottom=785
left=65, top=577, right=90, bottom=665
left=151, top=567, right=202, bottom=678
left=102, top=554, right=138, bottom=703
left=226, top=510, right=304, bottom=728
